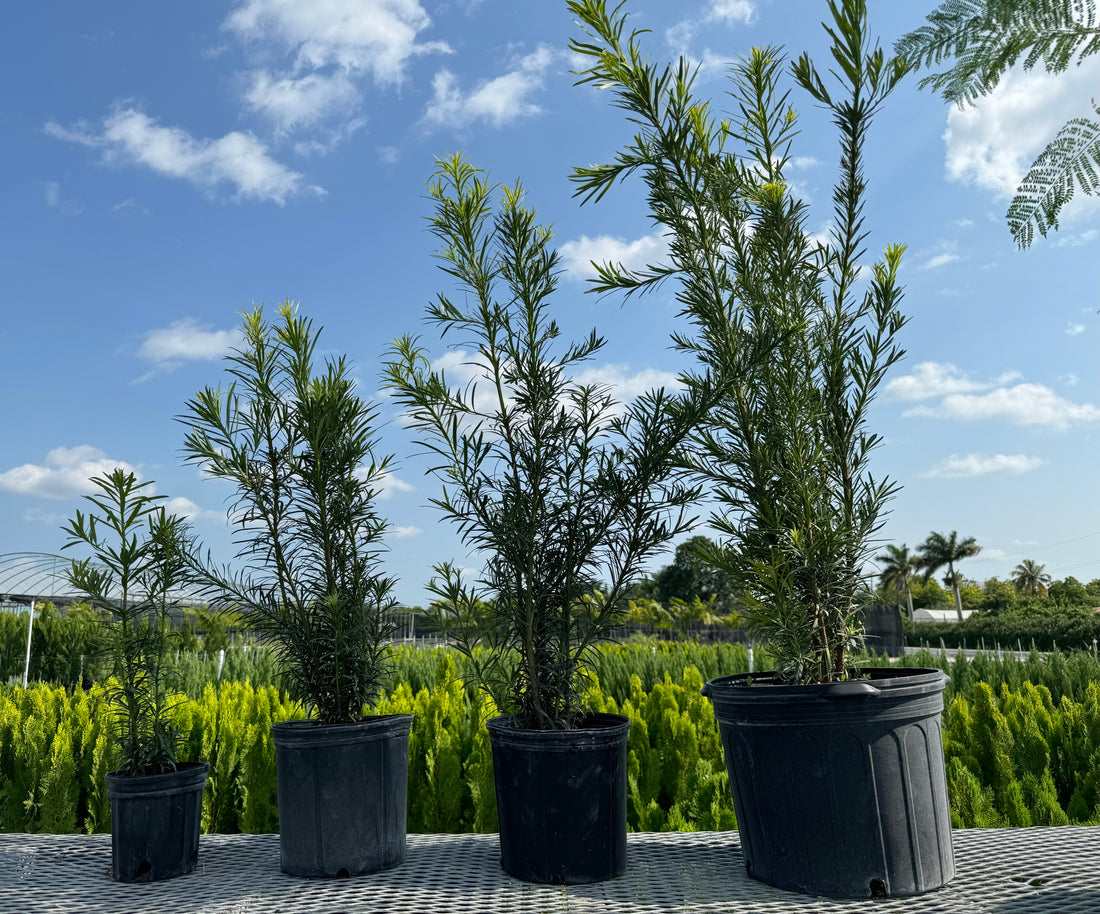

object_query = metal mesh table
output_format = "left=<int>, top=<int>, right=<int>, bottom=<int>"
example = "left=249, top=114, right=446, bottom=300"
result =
left=3, top=829, right=1099, bottom=914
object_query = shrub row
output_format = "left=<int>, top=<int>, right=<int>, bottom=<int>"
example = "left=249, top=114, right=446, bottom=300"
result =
left=906, top=609, right=1100, bottom=654
left=944, top=680, right=1100, bottom=827
left=5, top=654, right=1099, bottom=835
left=899, top=648, right=1100, bottom=706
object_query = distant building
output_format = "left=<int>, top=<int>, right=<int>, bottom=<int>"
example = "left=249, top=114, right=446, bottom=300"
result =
left=912, top=607, right=975, bottom=623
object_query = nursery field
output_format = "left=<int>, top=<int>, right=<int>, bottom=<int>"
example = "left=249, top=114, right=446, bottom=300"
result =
left=2, top=641, right=1100, bottom=837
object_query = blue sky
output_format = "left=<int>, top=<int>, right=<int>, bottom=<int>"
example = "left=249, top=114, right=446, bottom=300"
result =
left=2, top=0, right=1097, bottom=607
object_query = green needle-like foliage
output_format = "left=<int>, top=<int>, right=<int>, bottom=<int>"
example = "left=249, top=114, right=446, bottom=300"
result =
left=181, top=303, right=397, bottom=724
left=384, top=154, right=707, bottom=729
left=62, top=469, right=192, bottom=775
left=569, top=0, right=908, bottom=684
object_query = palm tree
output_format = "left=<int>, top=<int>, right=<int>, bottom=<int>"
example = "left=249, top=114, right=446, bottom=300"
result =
left=876, top=544, right=919, bottom=621
left=1012, top=559, right=1052, bottom=596
left=917, top=531, right=982, bottom=622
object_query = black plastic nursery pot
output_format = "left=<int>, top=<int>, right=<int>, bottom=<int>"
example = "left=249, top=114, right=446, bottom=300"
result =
left=702, top=668, right=954, bottom=899
left=105, top=761, right=209, bottom=883
left=487, top=713, right=629, bottom=885
left=272, top=714, right=413, bottom=877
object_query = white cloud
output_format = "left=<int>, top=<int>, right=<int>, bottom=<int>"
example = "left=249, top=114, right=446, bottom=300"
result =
left=111, top=197, right=149, bottom=216
left=574, top=364, right=682, bottom=400
left=0, top=447, right=139, bottom=500
left=46, top=107, right=318, bottom=204
left=374, top=470, right=414, bottom=499
left=43, top=181, right=83, bottom=216
left=392, top=525, right=422, bottom=539
left=666, top=1, right=755, bottom=79
left=224, top=0, right=450, bottom=85
left=953, top=218, right=975, bottom=228
left=558, top=232, right=669, bottom=281
left=164, top=496, right=221, bottom=522
left=244, top=69, right=359, bottom=132
left=922, top=453, right=1044, bottom=478
left=921, top=252, right=960, bottom=270
left=905, top=383, right=1100, bottom=430
left=916, top=239, right=961, bottom=270
left=708, top=0, right=757, bottom=23
left=423, top=46, right=554, bottom=130
left=1055, top=227, right=1099, bottom=248
left=1066, top=322, right=1086, bottom=336
left=377, top=145, right=400, bottom=164
left=885, top=362, right=992, bottom=401
left=943, top=59, right=1100, bottom=225
left=139, top=319, right=241, bottom=367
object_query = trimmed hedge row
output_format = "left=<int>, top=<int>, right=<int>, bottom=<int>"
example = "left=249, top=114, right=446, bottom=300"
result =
left=906, top=609, right=1100, bottom=654
left=0, top=658, right=736, bottom=836
left=4, top=651, right=1099, bottom=835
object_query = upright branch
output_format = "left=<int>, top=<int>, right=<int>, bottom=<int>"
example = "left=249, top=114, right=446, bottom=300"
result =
left=569, top=0, right=909, bottom=683
left=384, top=154, right=707, bottom=728
left=181, top=302, right=397, bottom=724
left=62, top=469, right=192, bottom=775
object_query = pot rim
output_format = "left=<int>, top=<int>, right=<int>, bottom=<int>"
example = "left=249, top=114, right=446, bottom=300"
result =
left=702, top=666, right=947, bottom=702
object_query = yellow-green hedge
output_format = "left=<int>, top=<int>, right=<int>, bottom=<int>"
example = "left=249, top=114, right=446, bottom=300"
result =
left=4, top=661, right=1098, bottom=834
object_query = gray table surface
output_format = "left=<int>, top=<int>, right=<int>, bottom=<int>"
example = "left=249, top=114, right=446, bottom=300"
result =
left=3, top=828, right=1099, bottom=913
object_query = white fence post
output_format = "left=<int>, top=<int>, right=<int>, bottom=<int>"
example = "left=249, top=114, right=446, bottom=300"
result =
left=22, top=601, right=35, bottom=689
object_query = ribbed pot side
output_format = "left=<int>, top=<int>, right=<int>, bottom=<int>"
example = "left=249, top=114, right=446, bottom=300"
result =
left=703, top=668, right=955, bottom=899
left=272, top=715, right=413, bottom=878
left=487, top=713, right=630, bottom=885
left=105, top=761, right=209, bottom=883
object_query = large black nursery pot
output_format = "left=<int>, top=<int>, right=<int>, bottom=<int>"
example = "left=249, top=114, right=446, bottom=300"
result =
left=105, top=761, right=209, bottom=883
left=488, top=713, right=629, bottom=885
left=702, top=668, right=954, bottom=899
left=272, top=714, right=413, bottom=877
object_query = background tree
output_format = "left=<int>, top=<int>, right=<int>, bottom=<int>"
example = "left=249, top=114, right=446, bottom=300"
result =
left=896, top=0, right=1100, bottom=248
left=1049, top=576, right=1090, bottom=606
left=918, top=530, right=982, bottom=621
left=651, top=535, right=737, bottom=613
left=1012, top=559, right=1052, bottom=596
left=876, top=543, right=920, bottom=620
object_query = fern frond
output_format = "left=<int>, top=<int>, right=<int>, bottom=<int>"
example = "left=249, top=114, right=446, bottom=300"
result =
left=896, top=0, right=1100, bottom=106
left=1008, top=101, right=1100, bottom=247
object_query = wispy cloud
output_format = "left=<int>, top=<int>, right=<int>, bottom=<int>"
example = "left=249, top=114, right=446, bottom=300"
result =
left=374, top=470, right=414, bottom=499
left=1066, top=322, right=1086, bottom=336
left=138, top=319, right=241, bottom=368
left=225, top=0, right=450, bottom=146
left=224, top=0, right=449, bottom=85
left=46, top=107, right=319, bottom=204
left=43, top=181, right=83, bottom=216
left=558, top=231, right=669, bottom=281
left=906, top=383, right=1100, bottom=430
left=423, top=45, right=555, bottom=131
left=889, top=361, right=1099, bottom=430
left=916, top=239, right=961, bottom=270
left=922, top=453, right=1043, bottom=478
left=885, top=362, right=1004, bottom=401
left=243, top=69, right=360, bottom=133
left=0, top=446, right=139, bottom=500
left=666, top=1, right=756, bottom=79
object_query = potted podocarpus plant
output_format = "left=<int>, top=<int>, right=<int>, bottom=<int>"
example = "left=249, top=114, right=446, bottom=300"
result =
left=384, top=154, right=706, bottom=885
left=570, top=0, right=954, bottom=899
left=180, top=303, right=411, bottom=877
left=63, top=468, right=209, bottom=883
